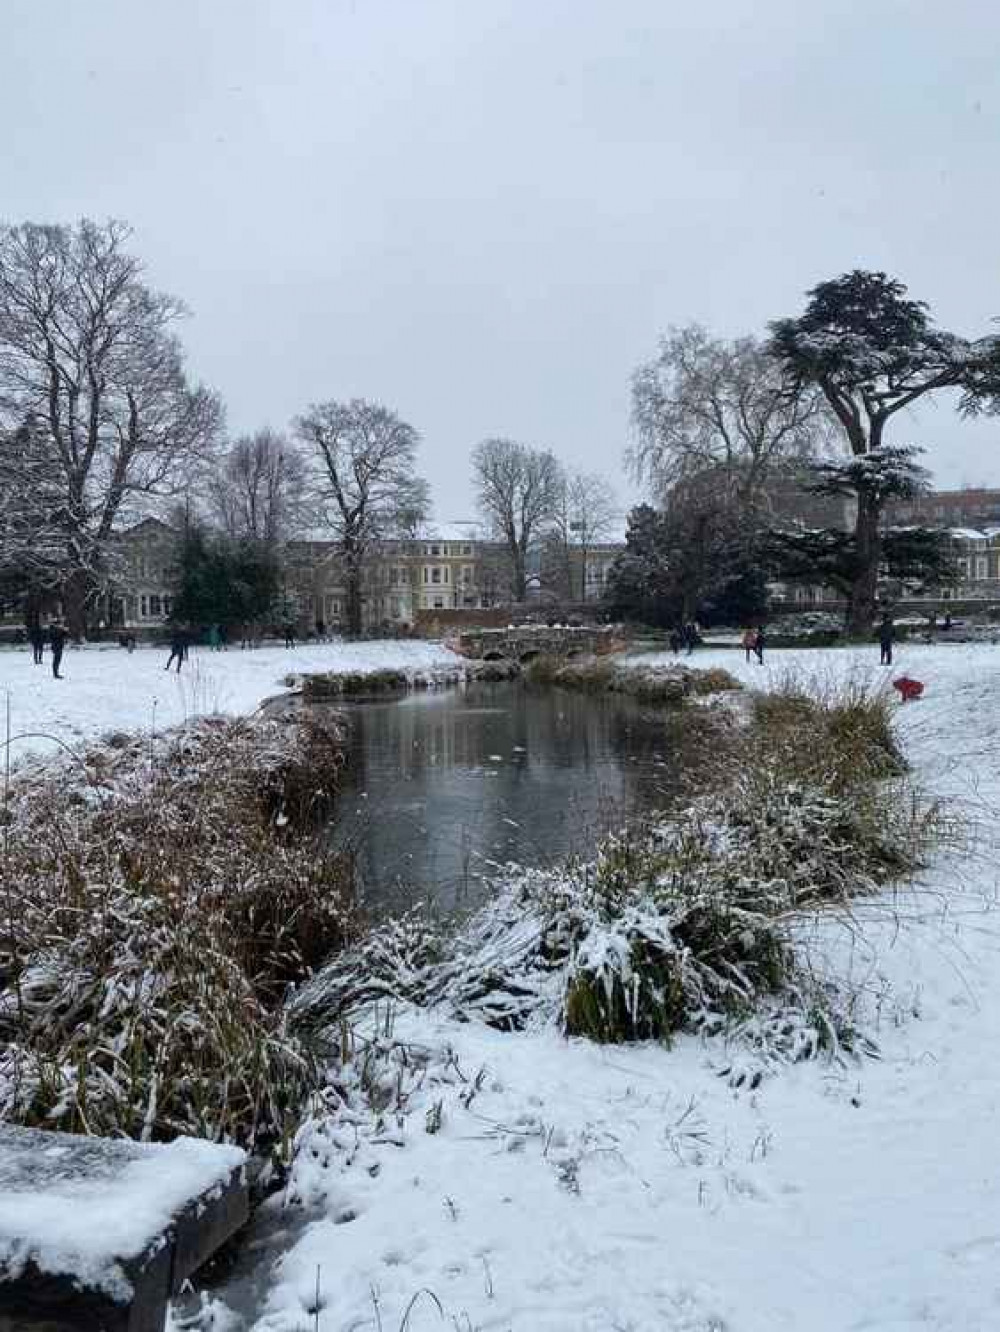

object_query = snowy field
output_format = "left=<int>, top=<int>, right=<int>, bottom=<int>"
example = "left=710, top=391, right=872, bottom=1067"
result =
left=184, top=641, right=1000, bottom=1332
left=6, top=636, right=1000, bottom=1329
left=0, top=639, right=463, bottom=765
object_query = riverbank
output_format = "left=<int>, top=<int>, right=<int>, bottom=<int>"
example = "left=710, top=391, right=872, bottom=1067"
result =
left=0, top=639, right=464, bottom=765
left=179, top=642, right=1000, bottom=1332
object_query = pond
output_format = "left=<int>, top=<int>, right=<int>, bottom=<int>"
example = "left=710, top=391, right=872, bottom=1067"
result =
left=321, top=680, right=699, bottom=913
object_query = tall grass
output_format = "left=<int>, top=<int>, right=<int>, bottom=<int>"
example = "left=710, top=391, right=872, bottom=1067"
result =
left=523, top=654, right=741, bottom=702
left=0, top=713, right=358, bottom=1148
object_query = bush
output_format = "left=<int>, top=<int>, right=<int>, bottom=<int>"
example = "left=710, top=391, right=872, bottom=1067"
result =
left=523, top=655, right=740, bottom=705
left=300, top=669, right=408, bottom=699
left=0, top=714, right=358, bottom=1149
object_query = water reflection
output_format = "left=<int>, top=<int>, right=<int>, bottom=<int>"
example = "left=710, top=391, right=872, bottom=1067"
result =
left=323, top=681, right=688, bottom=912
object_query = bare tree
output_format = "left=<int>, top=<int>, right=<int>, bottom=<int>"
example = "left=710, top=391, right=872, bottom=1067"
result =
left=294, top=398, right=429, bottom=636
left=209, top=428, right=306, bottom=544
left=472, top=438, right=564, bottom=602
left=546, top=470, right=619, bottom=601
left=629, top=325, right=828, bottom=511
left=0, top=219, right=222, bottom=634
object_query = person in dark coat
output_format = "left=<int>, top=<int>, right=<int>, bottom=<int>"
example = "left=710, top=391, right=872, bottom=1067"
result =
left=48, top=620, right=66, bottom=678
left=668, top=627, right=682, bottom=655
left=28, top=623, right=45, bottom=665
left=879, top=613, right=894, bottom=666
left=283, top=621, right=296, bottom=649
left=164, top=626, right=187, bottom=673
left=754, top=625, right=766, bottom=664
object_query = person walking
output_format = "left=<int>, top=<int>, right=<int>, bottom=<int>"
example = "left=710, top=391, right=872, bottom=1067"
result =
left=753, top=624, right=766, bottom=665
left=879, top=613, right=895, bottom=666
left=668, top=627, right=682, bottom=655
left=742, top=626, right=756, bottom=663
left=283, top=620, right=296, bottom=649
left=28, top=622, right=45, bottom=665
left=48, top=620, right=66, bottom=679
left=207, top=623, right=222, bottom=652
left=164, top=625, right=187, bottom=673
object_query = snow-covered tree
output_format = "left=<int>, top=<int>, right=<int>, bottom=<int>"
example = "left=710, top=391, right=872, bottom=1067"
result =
left=0, top=416, right=68, bottom=611
left=294, top=398, right=429, bottom=636
left=764, top=446, right=957, bottom=604
left=0, top=219, right=223, bottom=636
left=768, top=270, right=1000, bottom=631
left=605, top=500, right=764, bottom=628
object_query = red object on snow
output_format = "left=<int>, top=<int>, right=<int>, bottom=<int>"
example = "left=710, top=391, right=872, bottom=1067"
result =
left=892, top=675, right=924, bottom=703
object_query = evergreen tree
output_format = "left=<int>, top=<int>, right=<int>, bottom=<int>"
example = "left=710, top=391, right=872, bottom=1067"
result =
left=768, top=270, right=1000, bottom=631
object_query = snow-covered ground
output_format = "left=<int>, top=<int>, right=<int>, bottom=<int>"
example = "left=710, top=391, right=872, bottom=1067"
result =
left=0, top=639, right=463, bottom=765
left=191, top=642, right=1000, bottom=1332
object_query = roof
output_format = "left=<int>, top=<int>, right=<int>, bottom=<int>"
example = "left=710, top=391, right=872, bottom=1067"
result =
left=948, top=527, right=990, bottom=541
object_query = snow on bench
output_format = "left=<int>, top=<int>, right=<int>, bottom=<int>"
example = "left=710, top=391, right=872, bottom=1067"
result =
left=0, top=1124, right=247, bottom=1332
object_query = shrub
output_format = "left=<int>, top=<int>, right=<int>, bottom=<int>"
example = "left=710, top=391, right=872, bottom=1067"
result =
left=524, top=655, right=739, bottom=706
left=0, top=714, right=358, bottom=1149
left=300, top=669, right=408, bottom=699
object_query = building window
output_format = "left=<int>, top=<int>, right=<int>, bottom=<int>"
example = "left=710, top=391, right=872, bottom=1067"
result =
left=462, top=544, right=472, bottom=555
left=140, top=595, right=148, bottom=617
left=430, top=544, right=440, bottom=556
left=443, top=566, right=449, bottom=583
left=977, top=557, right=989, bottom=580
left=433, top=597, right=444, bottom=609
left=462, top=565, right=473, bottom=585
left=149, top=594, right=162, bottom=618
left=431, top=567, right=441, bottom=584
left=423, top=567, right=429, bottom=584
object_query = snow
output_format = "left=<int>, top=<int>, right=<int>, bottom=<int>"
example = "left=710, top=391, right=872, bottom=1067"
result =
left=0, top=1126, right=244, bottom=1302
left=0, top=639, right=463, bottom=765
left=6, top=634, right=1000, bottom=1328
left=186, top=641, right=1000, bottom=1332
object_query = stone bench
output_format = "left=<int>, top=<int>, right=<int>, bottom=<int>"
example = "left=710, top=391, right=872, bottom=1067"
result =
left=0, top=1124, right=248, bottom=1332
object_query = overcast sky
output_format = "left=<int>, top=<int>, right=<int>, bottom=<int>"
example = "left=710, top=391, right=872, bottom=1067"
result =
left=4, top=0, right=1000, bottom=521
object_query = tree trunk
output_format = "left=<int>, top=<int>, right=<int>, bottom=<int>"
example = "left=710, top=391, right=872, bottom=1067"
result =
left=344, top=543, right=364, bottom=638
left=61, top=569, right=92, bottom=641
left=847, top=487, right=881, bottom=636
left=511, top=550, right=527, bottom=603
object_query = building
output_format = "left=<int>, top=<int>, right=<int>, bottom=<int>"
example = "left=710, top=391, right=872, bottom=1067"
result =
left=102, top=517, right=179, bottom=630
left=280, top=524, right=510, bottom=633
left=886, top=489, right=1000, bottom=529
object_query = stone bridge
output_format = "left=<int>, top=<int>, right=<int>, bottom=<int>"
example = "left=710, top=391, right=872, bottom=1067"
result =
left=458, top=624, right=611, bottom=662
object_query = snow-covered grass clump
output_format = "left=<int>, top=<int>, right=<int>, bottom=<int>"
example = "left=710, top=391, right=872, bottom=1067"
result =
left=524, top=653, right=742, bottom=703
left=0, top=713, right=359, bottom=1148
